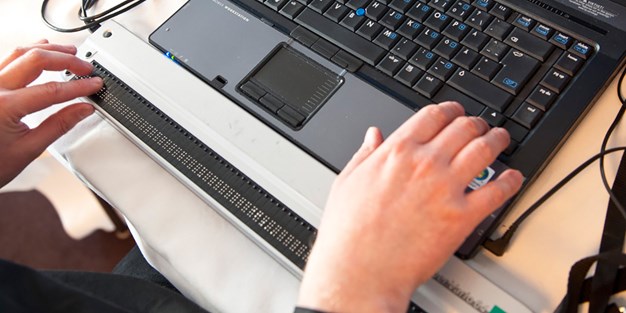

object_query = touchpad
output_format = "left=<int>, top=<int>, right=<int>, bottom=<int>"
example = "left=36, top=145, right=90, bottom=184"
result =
left=238, top=44, right=343, bottom=130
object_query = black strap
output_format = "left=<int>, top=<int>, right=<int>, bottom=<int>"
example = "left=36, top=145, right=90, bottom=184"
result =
left=558, top=151, right=626, bottom=313
left=589, top=150, right=626, bottom=313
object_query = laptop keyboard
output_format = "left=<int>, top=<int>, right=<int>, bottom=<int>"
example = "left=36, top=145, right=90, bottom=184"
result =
left=261, top=0, right=594, bottom=155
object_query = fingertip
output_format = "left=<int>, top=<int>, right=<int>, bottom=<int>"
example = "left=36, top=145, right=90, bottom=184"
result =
left=439, top=101, right=465, bottom=115
left=76, top=103, right=95, bottom=119
left=363, top=127, right=383, bottom=149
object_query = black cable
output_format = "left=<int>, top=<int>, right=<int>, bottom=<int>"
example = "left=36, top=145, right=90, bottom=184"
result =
left=484, top=66, right=626, bottom=256
left=41, top=0, right=145, bottom=33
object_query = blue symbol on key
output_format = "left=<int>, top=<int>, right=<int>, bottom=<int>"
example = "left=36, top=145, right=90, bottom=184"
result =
left=355, top=7, right=365, bottom=16
left=439, top=14, right=448, bottom=21
left=555, top=35, right=568, bottom=45
left=430, top=31, right=439, bottom=39
left=462, top=3, right=470, bottom=10
left=412, top=22, right=421, bottom=29
left=535, top=26, right=548, bottom=36
left=394, top=12, right=403, bottom=19
left=503, top=78, right=518, bottom=88
left=517, top=18, right=530, bottom=27
left=478, top=0, right=488, bottom=7
left=459, top=23, right=467, bottom=30
left=575, top=45, right=588, bottom=54
left=450, top=41, right=458, bottom=48
left=426, top=52, right=434, bottom=59
left=389, top=32, right=398, bottom=39
left=421, top=5, right=430, bottom=12
left=444, top=62, right=453, bottom=69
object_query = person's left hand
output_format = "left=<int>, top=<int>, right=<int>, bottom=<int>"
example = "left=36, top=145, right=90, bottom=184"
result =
left=0, top=40, right=103, bottom=188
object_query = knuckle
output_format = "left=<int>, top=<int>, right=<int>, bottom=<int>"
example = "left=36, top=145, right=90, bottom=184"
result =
left=24, top=48, right=45, bottom=63
left=43, top=81, right=64, bottom=98
left=471, top=138, right=495, bottom=161
left=423, top=105, right=448, bottom=125
left=11, top=46, right=28, bottom=58
left=459, top=117, right=481, bottom=136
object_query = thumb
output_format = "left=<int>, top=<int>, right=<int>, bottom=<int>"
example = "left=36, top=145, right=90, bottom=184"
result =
left=341, top=127, right=383, bottom=177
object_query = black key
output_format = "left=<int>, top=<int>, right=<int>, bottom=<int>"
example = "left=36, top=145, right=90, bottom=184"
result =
left=397, top=19, right=423, bottom=39
left=260, top=94, right=285, bottom=113
left=555, top=51, right=584, bottom=76
left=380, top=9, right=406, bottom=29
left=428, top=57, right=456, bottom=80
left=331, top=50, right=364, bottom=72
left=485, top=18, right=512, bottom=40
left=266, top=0, right=289, bottom=10
left=406, top=2, right=432, bottom=22
left=374, top=29, right=401, bottom=49
left=290, top=26, right=319, bottom=47
left=504, top=139, right=518, bottom=155
left=526, top=86, right=556, bottom=111
left=280, top=0, right=305, bottom=18
left=424, top=11, right=451, bottom=32
left=433, top=37, right=461, bottom=59
left=461, top=29, right=489, bottom=51
left=389, top=0, right=415, bottom=12
left=541, top=69, right=571, bottom=93
left=452, top=47, right=480, bottom=69
left=296, top=9, right=386, bottom=64
left=311, top=39, right=340, bottom=58
left=278, top=105, right=306, bottom=127
left=433, top=85, right=485, bottom=115
left=377, top=53, right=405, bottom=76
left=448, top=1, right=474, bottom=20
left=240, top=81, right=266, bottom=100
left=365, top=1, right=387, bottom=20
left=414, top=74, right=443, bottom=98
left=489, top=3, right=511, bottom=20
left=532, top=24, right=554, bottom=40
left=473, top=0, right=494, bottom=11
left=409, top=47, right=437, bottom=70
left=479, top=107, right=505, bottom=126
left=481, top=39, right=509, bottom=61
left=465, top=9, right=493, bottom=31
left=570, top=41, right=593, bottom=59
left=504, top=28, right=554, bottom=62
left=512, top=103, right=543, bottom=128
left=415, top=27, right=442, bottom=49
left=395, top=62, right=423, bottom=86
left=340, top=11, right=366, bottom=31
left=309, top=0, right=334, bottom=13
left=356, top=19, right=384, bottom=40
left=430, top=0, right=452, bottom=11
left=443, top=20, right=470, bottom=41
left=324, top=2, right=350, bottom=22
left=297, top=0, right=312, bottom=5
left=448, top=68, right=513, bottom=112
left=346, top=0, right=370, bottom=9
left=493, top=49, right=539, bottom=95
left=472, top=56, right=500, bottom=80
left=502, top=119, right=528, bottom=142
left=512, top=14, right=535, bottom=31
left=392, top=38, right=419, bottom=59
left=550, top=32, right=573, bottom=49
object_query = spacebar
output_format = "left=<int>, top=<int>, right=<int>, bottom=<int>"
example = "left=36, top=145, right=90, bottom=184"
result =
left=295, top=8, right=385, bottom=65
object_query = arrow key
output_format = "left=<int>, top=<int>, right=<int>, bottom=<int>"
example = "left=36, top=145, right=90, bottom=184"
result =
left=479, top=107, right=505, bottom=126
left=377, top=53, right=405, bottom=76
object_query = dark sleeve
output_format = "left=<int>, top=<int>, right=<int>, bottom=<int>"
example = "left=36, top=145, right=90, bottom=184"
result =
left=0, top=259, right=208, bottom=313
left=294, top=306, right=330, bottom=313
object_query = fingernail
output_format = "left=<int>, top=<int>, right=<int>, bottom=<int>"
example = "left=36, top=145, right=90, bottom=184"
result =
left=79, top=105, right=95, bottom=119
left=89, top=76, right=103, bottom=86
left=363, top=127, right=377, bottom=147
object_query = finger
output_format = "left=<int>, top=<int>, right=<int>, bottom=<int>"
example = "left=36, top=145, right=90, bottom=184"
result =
left=465, top=169, right=524, bottom=222
left=6, top=77, right=103, bottom=119
left=427, top=116, right=489, bottom=162
left=450, top=127, right=510, bottom=184
left=341, top=127, right=384, bottom=177
left=0, top=49, right=92, bottom=89
left=20, top=103, right=95, bottom=158
left=388, top=101, right=464, bottom=145
left=0, top=43, right=77, bottom=72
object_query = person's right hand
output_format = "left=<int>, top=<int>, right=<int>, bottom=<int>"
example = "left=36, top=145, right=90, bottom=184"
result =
left=0, top=40, right=103, bottom=188
left=298, top=101, right=524, bottom=313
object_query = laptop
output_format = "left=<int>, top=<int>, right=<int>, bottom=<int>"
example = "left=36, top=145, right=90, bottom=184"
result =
left=76, top=0, right=625, bottom=309
left=145, top=0, right=626, bottom=257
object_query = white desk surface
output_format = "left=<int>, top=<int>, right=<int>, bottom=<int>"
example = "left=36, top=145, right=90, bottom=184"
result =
left=2, top=1, right=625, bottom=312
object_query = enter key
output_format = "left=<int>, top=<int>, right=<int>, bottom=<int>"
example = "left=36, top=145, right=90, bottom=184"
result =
left=493, top=49, right=539, bottom=95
